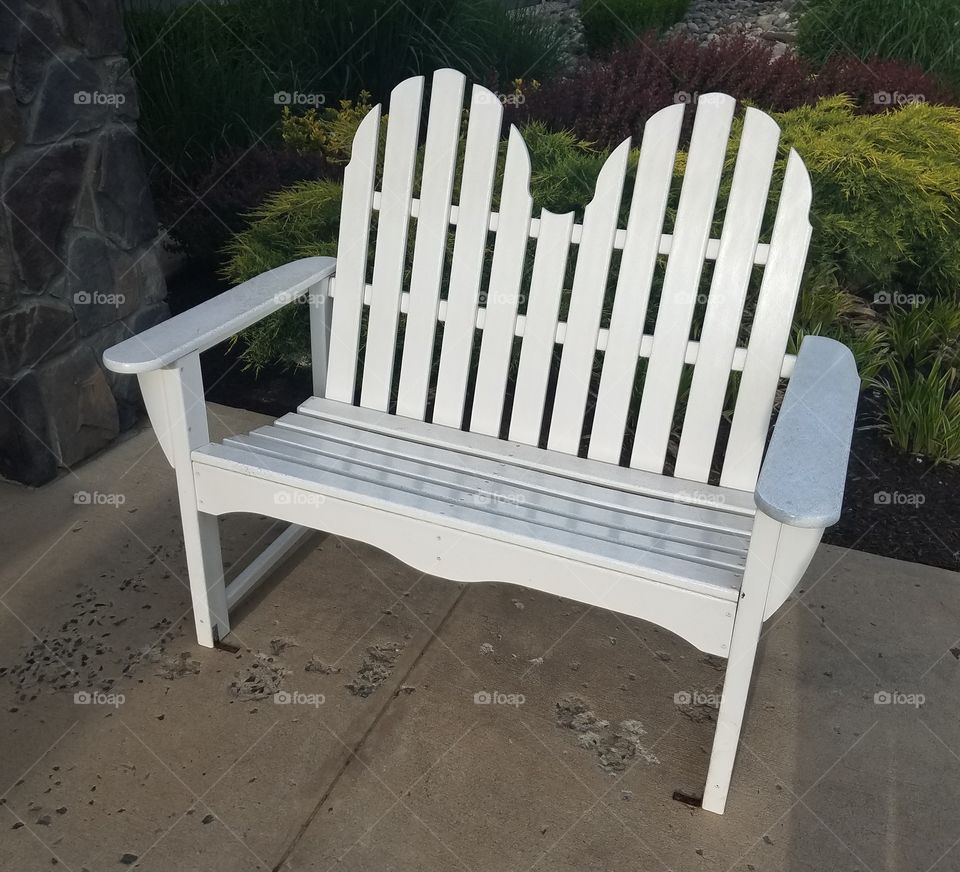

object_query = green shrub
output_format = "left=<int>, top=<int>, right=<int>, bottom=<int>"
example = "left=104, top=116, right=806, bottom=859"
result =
left=770, top=97, right=960, bottom=299
left=223, top=181, right=342, bottom=371
left=581, top=0, right=690, bottom=53
left=796, top=0, right=960, bottom=90
left=881, top=360, right=960, bottom=463
left=876, top=301, right=960, bottom=463
left=123, top=0, right=567, bottom=175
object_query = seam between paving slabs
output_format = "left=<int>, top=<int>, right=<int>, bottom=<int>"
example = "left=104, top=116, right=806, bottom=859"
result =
left=270, top=583, right=469, bottom=872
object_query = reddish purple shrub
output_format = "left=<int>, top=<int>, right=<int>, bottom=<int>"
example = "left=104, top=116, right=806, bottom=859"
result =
left=154, top=144, right=334, bottom=268
left=513, top=34, right=959, bottom=149
left=816, top=56, right=957, bottom=114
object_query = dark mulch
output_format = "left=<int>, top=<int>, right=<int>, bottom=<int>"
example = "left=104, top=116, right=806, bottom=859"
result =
left=825, top=388, right=960, bottom=571
left=167, top=268, right=959, bottom=573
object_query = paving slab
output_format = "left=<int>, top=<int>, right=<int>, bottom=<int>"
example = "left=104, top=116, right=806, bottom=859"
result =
left=282, top=537, right=960, bottom=871
left=0, top=405, right=463, bottom=871
left=1, top=404, right=958, bottom=872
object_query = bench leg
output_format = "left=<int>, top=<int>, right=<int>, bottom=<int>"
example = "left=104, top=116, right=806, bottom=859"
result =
left=702, top=512, right=782, bottom=814
left=156, top=353, right=231, bottom=648
left=178, top=505, right=230, bottom=647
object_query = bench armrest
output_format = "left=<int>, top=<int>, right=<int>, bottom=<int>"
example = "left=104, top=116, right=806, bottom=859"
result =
left=103, top=257, right=337, bottom=375
left=755, top=335, right=860, bottom=528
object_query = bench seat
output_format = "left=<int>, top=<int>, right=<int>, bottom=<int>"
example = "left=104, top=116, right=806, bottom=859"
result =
left=192, top=398, right=756, bottom=655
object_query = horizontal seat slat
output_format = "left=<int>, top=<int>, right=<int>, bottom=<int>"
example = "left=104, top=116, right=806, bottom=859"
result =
left=229, top=423, right=750, bottom=562
left=298, top=397, right=757, bottom=515
left=222, top=431, right=746, bottom=580
left=195, top=441, right=742, bottom=601
left=272, top=413, right=752, bottom=537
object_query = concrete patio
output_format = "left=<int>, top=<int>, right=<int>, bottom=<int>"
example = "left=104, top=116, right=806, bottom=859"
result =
left=1, top=404, right=957, bottom=872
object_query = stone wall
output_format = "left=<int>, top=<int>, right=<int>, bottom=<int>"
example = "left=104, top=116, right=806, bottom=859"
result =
left=0, top=0, right=167, bottom=486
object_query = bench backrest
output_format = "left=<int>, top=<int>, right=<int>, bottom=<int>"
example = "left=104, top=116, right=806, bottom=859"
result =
left=325, top=69, right=812, bottom=492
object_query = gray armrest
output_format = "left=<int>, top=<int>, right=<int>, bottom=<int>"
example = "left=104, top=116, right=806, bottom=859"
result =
left=755, top=335, right=860, bottom=528
left=103, top=257, right=336, bottom=375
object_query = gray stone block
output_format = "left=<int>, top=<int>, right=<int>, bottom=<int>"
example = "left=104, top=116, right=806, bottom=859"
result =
left=0, top=369, right=58, bottom=484
left=3, top=139, right=90, bottom=290
left=28, top=53, right=108, bottom=144
left=0, top=300, right=77, bottom=377
left=11, top=6, right=60, bottom=104
left=0, top=0, right=23, bottom=55
left=35, top=343, right=119, bottom=467
left=0, top=85, right=20, bottom=154
left=64, top=233, right=141, bottom=336
left=93, top=127, right=158, bottom=250
left=61, top=0, right=127, bottom=58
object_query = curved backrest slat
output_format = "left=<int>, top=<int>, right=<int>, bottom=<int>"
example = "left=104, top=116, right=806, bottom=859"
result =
left=360, top=76, right=425, bottom=411
left=721, top=149, right=812, bottom=490
left=673, top=107, right=781, bottom=482
left=547, top=138, right=631, bottom=454
left=327, top=72, right=813, bottom=494
left=588, top=103, right=684, bottom=464
left=470, top=126, right=533, bottom=436
left=630, top=93, right=736, bottom=474
left=325, top=105, right=381, bottom=403
left=396, top=69, right=466, bottom=420
left=432, top=85, right=504, bottom=428
left=508, top=208, right=574, bottom=446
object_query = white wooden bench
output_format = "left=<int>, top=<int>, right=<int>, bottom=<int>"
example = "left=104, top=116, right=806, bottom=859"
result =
left=104, top=70, right=859, bottom=814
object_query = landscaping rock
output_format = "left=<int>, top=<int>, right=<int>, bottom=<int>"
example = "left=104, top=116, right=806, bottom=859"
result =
left=669, top=0, right=799, bottom=44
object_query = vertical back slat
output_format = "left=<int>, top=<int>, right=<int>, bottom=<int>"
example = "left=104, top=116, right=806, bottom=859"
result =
left=470, top=126, right=533, bottom=436
left=547, top=139, right=631, bottom=455
left=325, top=106, right=381, bottom=403
left=721, top=150, right=813, bottom=490
left=396, top=69, right=466, bottom=420
left=588, top=104, right=684, bottom=463
left=360, top=76, right=425, bottom=412
left=508, top=208, right=574, bottom=446
left=630, top=93, right=736, bottom=473
left=673, top=108, right=781, bottom=482
left=432, top=85, right=504, bottom=428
